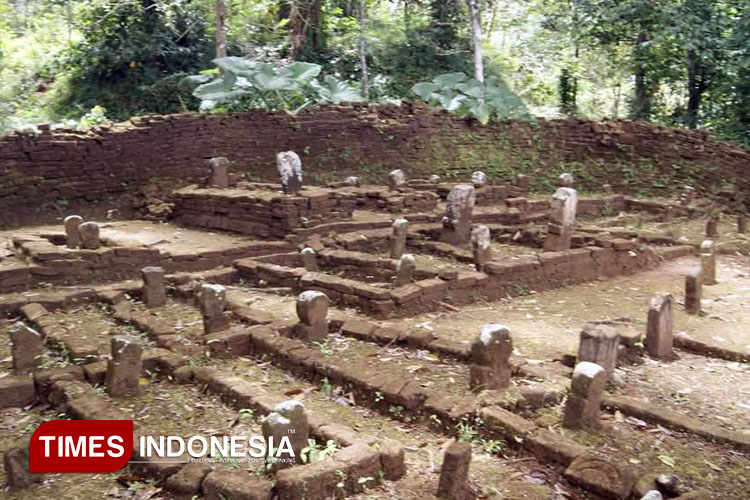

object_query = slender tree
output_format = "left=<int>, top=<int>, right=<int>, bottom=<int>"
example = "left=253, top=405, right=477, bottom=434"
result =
left=359, top=0, right=369, bottom=101
left=466, top=0, right=484, bottom=82
left=216, top=0, right=227, bottom=58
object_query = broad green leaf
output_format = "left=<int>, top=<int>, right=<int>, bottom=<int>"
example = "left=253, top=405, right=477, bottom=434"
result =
left=286, top=62, right=322, bottom=82
left=411, top=82, right=441, bottom=100
left=433, top=72, right=468, bottom=87
left=212, top=57, right=257, bottom=76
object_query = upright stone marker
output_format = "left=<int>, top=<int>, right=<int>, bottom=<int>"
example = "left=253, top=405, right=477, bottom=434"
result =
left=437, top=441, right=471, bottom=500
left=544, top=187, right=578, bottom=251
left=429, top=174, right=441, bottom=184
left=700, top=239, right=716, bottom=285
left=387, top=169, right=406, bottom=191
left=394, top=254, right=416, bottom=287
left=562, top=361, right=606, bottom=430
left=738, top=215, right=747, bottom=234
left=685, top=269, right=702, bottom=315
left=440, top=184, right=476, bottom=246
left=106, top=336, right=143, bottom=397
left=469, top=324, right=512, bottom=391
left=471, top=171, right=487, bottom=188
left=79, top=221, right=101, bottom=250
left=200, top=284, right=230, bottom=334
left=207, top=157, right=230, bottom=188
left=141, top=266, right=166, bottom=308
left=705, top=218, right=718, bottom=238
left=262, top=400, right=309, bottom=468
left=293, top=290, right=329, bottom=341
left=390, top=218, right=409, bottom=259
left=300, top=247, right=319, bottom=272
left=558, top=172, right=575, bottom=187
left=344, top=176, right=360, bottom=187
left=679, top=186, right=696, bottom=206
left=470, top=225, right=492, bottom=272
left=63, top=215, right=83, bottom=249
left=10, top=323, right=43, bottom=374
left=276, top=151, right=303, bottom=195
left=577, top=323, right=619, bottom=379
left=646, top=293, right=673, bottom=359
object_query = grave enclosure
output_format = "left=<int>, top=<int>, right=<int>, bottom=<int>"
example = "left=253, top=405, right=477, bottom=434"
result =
left=1, top=108, right=750, bottom=500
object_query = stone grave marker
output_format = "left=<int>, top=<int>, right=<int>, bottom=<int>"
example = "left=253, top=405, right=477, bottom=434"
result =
left=469, top=324, right=512, bottom=391
left=141, top=266, right=166, bottom=308
left=562, top=361, right=606, bottom=430
left=63, top=215, right=83, bottom=249
left=106, top=336, right=143, bottom=397
left=440, top=184, right=476, bottom=246
left=277, top=151, right=303, bottom=194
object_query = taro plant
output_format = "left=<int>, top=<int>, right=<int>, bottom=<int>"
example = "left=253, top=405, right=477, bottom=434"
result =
left=183, top=57, right=363, bottom=113
left=411, top=72, right=530, bottom=124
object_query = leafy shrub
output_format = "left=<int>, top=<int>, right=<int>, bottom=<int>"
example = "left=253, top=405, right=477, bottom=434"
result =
left=412, top=72, right=530, bottom=124
left=183, top=57, right=362, bottom=113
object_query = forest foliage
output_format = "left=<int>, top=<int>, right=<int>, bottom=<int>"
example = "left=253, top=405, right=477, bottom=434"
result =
left=0, top=0, right=747, bottom=146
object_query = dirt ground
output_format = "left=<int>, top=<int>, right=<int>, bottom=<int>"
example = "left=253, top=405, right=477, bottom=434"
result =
left=2, top=213, right=749, bottom=499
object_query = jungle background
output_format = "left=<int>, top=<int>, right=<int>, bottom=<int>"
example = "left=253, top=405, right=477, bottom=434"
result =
left=0, top=0, right=747, bottom=146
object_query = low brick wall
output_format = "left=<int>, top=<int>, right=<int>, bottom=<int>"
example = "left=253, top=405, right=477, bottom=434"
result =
left=235, top=243, right=694, bottom=319
left=1, top=102, right=748, bottom=228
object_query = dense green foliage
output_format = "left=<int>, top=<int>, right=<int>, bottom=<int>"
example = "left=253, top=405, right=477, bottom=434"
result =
left=183, top=58, right=362, bottom=112
left=0, top=0, right=747, bottom=146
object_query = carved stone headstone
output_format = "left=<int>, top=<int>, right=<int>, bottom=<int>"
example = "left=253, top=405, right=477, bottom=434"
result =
left=390, top=218, right=409, bottom=259
left=646, top=293, right=673, bottom=359
left=200, top=284, right=230, bottom=334
left=63, top=215, right=83, bottom=249
left=679, top=186, right=696, bottom=206
left=562, top=361, right=606, bottom=430
left=300, top=247, right=318, bottom=272
left=394, top=254, right=416, bottom=287
left=262, top=400, right=309, bottom=468
left=577, top=323, right=619, bottom=379
left=738, top=215, right=747, bottom=234
left=471, top=171, right=487, bottom=188
left=558, top=172, right=574, bottom=187
left=10, top=322, right=43, bottom=374
left=207, top=157, right=230, bottom=188
left=387, top=169, right=406, bottom=191
left=276, top=151, right=303, bottom=195
left=700, top=239, right=716, bottom=285
left=544, top=187, right=578, bottom=251
left=141, top=266, right=166, bottom=308
left=106, top=336, right=143, bottom=397
left=469, top=324, right=512, bottom=391
left=4, top=444, right=45, bottom=490
left=685, top=269, right=702, bottom=315
left=470, top=225, right=492, bottom=272
left=437, top=441, right=471, bottom=500
left=705, top=218, right=718, bottom=238
left=440, top=184, right=476, bottom=246
left=293, top=290, right=329, bottom=341
left=78, top=221, right=101, bottom=250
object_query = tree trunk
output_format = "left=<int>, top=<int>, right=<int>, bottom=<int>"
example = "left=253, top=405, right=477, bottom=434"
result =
left=359, top=0, right=369, bottom=101
left=686, top=49, right=703, bottom=129
left=632, top=31, right=650, bottom=121
left=216, top=0, right=227, bottom=59
left=466, top=0, right=484, bottom=82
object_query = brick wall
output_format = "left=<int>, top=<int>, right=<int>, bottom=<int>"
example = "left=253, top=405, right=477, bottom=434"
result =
left=1, top=101, right=748, bottom=228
